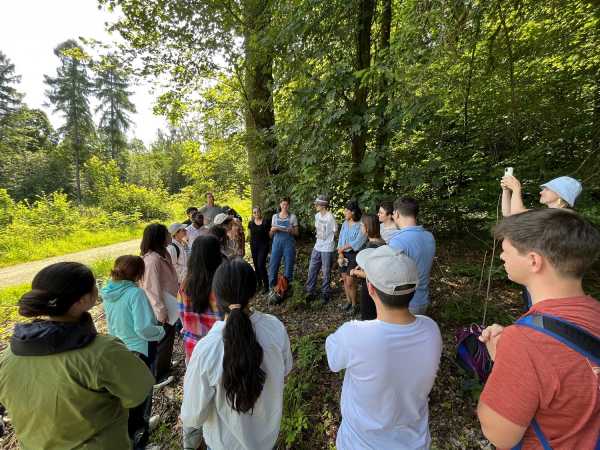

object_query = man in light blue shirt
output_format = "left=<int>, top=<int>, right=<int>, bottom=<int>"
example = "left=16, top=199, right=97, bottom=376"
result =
left=388, top=197, right=435, bottom=315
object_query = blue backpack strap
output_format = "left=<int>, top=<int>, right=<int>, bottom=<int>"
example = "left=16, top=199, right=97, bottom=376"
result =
left=516, top=314, right=600, bottom=364
left=531, top=419, right=553, bottom=450
left=514, top=313, right=600, bottom=449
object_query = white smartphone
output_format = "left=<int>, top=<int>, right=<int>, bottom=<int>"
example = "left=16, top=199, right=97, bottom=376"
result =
left=504, top=167, right=514, bottom=177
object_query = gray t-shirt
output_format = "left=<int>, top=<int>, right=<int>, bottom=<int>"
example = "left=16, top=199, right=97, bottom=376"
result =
left=199, top=205, right=224, bottom=226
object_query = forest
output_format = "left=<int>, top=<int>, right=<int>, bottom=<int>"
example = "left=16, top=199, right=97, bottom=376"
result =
left=1, top=0, right=600, bottom=449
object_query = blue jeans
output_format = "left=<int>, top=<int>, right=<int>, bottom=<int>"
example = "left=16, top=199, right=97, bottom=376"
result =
left=269, top=237, right=296, bottom=287
left=305, top=249, right=334, bottom=298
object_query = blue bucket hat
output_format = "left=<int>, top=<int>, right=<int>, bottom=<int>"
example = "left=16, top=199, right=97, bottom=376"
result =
left=540, top=176, right=582, bottom=207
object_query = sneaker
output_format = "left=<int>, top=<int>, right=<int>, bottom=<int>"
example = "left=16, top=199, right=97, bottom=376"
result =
left=153, top=375, right=174, bottom=390
left=319, top=295, right=330, bottom=305
left=148, top=415, right=160, bottom=432
left=341, top=303, right=352, bottom=312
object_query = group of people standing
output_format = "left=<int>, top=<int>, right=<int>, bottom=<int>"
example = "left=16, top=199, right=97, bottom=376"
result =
left=0, top=176, right=599, bottom=450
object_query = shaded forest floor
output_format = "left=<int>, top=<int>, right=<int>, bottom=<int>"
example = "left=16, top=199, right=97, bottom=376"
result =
left=2, top=237, right=599, bottom=449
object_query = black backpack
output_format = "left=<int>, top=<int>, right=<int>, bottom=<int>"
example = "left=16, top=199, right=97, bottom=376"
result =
left=168, top=242, right=180, bottom=259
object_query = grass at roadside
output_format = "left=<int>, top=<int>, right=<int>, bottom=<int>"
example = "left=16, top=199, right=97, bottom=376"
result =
left=0, top=258, right=114, bottom=343
left=0, top=224, right=145, bottom=268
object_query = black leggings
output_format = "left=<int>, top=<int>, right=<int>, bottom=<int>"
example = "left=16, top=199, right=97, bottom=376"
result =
left=129, top=347, right=155, bottom=449
left=251, top=243, right=269, bottom=289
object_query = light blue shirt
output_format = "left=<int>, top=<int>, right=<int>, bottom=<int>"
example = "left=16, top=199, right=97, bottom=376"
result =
left=101, top=280, right=165, bottom=356
left=337, top=220, right=367, bottom=252
left=389, top=226, right=436, bottom=308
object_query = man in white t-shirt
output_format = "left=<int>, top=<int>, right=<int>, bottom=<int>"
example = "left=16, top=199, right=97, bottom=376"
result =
left=326, top=245, right=442, bottom=450
left=185, top=211, right=208, bottom=249
left=305, top=195, right=338, bottom=303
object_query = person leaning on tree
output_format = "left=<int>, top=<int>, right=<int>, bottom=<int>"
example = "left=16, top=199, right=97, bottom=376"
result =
left=477, top=208, right=600, bottom=449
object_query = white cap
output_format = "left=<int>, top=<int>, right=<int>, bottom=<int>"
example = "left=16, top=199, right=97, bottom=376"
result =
left=213, top=213, right=233, bottom=225
left=356, top=245, right=419, bottom=295
left=168, top=223, right=187, bottom=235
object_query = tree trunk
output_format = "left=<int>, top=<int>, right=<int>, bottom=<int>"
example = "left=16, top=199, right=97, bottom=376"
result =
left=373, top=0, right=392, bottom=193
left=243, top=0, right=277, bottom=208
left=349, top=0, right=376, bottom=194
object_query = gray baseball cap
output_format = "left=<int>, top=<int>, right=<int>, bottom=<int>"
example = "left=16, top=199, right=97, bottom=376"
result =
left=356, top=245, right=419, bottom=296
left=168, top=223, right=187, bottom=235
left=314, top=195, right=330, bottom=207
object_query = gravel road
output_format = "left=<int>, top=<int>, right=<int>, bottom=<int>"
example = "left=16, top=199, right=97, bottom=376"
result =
left=0, top=239, right=141, bottom=288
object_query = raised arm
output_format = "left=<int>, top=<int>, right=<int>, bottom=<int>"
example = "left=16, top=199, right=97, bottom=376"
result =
left=501, top=175, right=528, bottom=216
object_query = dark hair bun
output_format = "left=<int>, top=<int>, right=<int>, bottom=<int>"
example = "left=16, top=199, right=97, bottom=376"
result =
left=19, top=289, right=60, bottom=317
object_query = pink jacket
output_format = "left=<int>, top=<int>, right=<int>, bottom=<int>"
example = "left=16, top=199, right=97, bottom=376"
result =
left=141, top=251, right=179, bottom=322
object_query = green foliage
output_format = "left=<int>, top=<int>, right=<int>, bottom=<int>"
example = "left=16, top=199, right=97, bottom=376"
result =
left=83, top=155, right=171, bottom=221
left=44, top=39, right=96, bottom=202
left=0, top=190, right=144, bottom=266
left=93, top=54, right=136, bottom=161
left=0, top=50, right=23, bottom=119
left=279, top=332, right=329, bottom=449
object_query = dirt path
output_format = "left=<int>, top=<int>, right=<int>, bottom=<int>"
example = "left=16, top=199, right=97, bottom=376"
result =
left=0, top=239, right=141, bottom=288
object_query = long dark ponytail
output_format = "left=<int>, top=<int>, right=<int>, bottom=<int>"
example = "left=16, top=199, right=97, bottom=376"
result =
left=212, top=258, right=264, bottom=413
left=184, top=235, right=224, bottom=313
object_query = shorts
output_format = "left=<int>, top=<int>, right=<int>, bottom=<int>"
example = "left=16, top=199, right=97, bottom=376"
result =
left=340, top=251, right=358, bottom=274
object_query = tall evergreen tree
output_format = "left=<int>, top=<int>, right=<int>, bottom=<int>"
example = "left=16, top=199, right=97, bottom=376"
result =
left=44, top=40, right=95, bottom=202
left=0, top=51, right=23, bottom=120
left=94, top=54, right=136, bottom=161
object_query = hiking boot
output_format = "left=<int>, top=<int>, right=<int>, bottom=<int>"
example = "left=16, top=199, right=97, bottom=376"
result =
left=267, top=289, right=283, bottom=305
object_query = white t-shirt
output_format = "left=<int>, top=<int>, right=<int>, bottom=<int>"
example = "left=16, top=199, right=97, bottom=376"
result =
left=185, top=224, right=207, bottom=247
left=380, top=223, right=400, bottom=244
left=181, top=311, right=293, bottom=450
left=326, top=317, right=442, bottom=450
left=314, top=211, right=338, bottom=252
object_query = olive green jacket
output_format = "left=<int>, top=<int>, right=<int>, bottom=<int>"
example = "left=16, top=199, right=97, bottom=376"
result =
left=0, top=334, right=154, bottom=449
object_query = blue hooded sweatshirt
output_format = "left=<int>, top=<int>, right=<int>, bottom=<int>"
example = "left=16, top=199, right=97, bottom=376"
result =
left=100, top=280, right=165, bottom=356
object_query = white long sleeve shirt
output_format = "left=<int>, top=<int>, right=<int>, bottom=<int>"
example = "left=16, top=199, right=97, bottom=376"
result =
left=181, top=311, right=293, bottom=450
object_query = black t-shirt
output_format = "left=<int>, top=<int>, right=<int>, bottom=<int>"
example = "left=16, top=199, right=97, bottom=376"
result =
left=248, top=220, right=271, bottom=248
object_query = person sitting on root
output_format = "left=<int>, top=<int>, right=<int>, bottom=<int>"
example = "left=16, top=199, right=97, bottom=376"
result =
left=0, top=262, right=154, bottom=450
left=501, top=174, right=582, bottom=217
left=181, top=258, right=293, bottom=450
